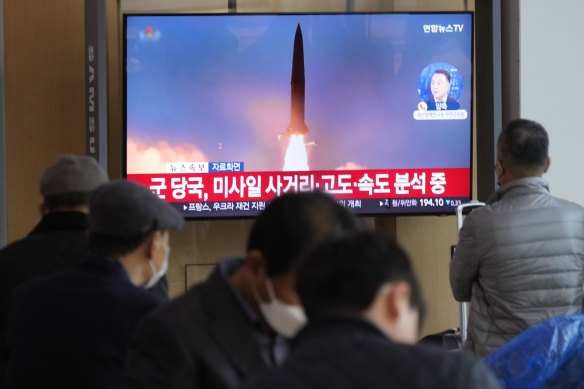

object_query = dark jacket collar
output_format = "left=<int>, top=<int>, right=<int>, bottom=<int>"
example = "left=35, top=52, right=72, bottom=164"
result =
left=216, top=257, right=261, bottom=324
left=79, top=252, right=133, bottom=284
left=30, top=211, right=89, bottom=235
left=199, top=258, right=272, bottom=375
left=295, top=313, right=387, bottom=346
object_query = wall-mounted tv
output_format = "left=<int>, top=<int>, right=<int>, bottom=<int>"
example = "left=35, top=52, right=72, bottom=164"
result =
left=124, top=12, right=473, bottom=219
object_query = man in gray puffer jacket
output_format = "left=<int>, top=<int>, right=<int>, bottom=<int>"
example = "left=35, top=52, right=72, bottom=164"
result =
left=450, top=118, right=584, bottom=357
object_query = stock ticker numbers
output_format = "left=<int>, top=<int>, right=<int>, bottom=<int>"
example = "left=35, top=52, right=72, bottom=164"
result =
left=418, top=198, right=462, bottom=208
left=420, top=198, right=444, bottom=207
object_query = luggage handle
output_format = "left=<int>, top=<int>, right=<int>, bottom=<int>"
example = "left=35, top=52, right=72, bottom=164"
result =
left=455, top=201, right=486, bottom=344
left=456, top=201, right=486, bottom=231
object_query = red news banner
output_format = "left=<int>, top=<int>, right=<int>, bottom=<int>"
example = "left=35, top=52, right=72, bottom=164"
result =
left=128, top=168, right=470, bottom=203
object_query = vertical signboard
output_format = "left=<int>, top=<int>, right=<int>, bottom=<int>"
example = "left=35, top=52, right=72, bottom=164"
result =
left=0, top=0, right=6, bottom=246
left=85, top=0, right=108, bottom=170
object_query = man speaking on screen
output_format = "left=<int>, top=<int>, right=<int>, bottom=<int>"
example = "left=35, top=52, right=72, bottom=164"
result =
left=425, top=69, right=460, bottom=110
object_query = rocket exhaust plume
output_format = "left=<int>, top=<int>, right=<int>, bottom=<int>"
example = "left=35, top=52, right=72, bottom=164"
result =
left=282, top=23, right=311, bottom=171
left=283, top=135, right=309, bottom=171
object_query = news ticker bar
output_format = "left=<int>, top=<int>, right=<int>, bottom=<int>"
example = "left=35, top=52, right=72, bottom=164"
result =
left=168, top=197, right=470, bottom=218
left=128, top=168, right=470, bottom=203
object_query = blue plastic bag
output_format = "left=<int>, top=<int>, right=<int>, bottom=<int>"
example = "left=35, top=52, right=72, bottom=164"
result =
left=483, top=314, right=584, bottom=389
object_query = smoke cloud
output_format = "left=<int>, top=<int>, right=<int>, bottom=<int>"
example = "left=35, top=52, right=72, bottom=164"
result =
left=127, top=138, right=207, bottom=174
left=336, top=161, right=368, bottom=170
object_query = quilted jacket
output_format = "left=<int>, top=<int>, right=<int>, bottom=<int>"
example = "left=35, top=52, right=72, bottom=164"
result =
left=450, top=177, right=584, bottom=357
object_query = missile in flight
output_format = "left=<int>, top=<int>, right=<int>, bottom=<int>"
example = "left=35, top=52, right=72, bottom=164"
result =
left=282, top=24, right=309, bottom=137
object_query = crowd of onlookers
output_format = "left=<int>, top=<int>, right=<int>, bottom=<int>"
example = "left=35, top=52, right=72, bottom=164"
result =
left=0, top=118, right=583, bottom=389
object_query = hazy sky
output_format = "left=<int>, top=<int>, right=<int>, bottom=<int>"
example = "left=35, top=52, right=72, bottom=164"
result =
left=126, top=13, right=473, bottom=173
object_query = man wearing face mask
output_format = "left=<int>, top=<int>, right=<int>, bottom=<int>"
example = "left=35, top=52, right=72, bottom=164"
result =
left=242, top=231, right=502, bottom=389
left=2, top=180, right=184, bottom=388
left=124, top=191, right=359, bottom=389
left=450, top=118, right=584, bottom=357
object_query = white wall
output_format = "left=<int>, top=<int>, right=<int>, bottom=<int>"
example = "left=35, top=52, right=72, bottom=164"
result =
left=519, top=0, right=584, bottom=206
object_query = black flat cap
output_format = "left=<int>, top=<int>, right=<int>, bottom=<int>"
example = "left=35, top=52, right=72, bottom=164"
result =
left=89, top=179, right=184, bottom=237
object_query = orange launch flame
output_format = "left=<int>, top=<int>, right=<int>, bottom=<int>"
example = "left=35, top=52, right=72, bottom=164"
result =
left=283, top=135, right=309, bottom=171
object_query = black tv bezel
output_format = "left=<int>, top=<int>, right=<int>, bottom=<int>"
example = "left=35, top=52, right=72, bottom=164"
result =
left=122, top=11, right=475, bottom=220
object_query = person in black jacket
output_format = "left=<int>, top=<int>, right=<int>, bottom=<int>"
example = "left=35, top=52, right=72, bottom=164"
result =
left=241, top=231, right=502, bottom=389
left=2, top=179, right=184, bottom=389
left=0, top=155, right=110, bottom=384
left=124, top=191, right=359, bottom=389
left=0, top=156, right=169, bottom=373
left=0, top=155, right=109, bottom=364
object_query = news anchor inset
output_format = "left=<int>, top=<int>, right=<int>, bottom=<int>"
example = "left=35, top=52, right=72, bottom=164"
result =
left=418, top=63, right=462, bottom=111
left=426, top=69, right=460, bottom=110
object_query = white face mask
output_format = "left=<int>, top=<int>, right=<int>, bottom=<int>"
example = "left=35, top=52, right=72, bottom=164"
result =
left=144, top=247, right=170, bottom=289
left=255, top=278, right=307, bottom=338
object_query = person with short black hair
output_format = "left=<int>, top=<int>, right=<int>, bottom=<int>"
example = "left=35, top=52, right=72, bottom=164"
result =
left=2, top=179, right=184, bottom=388
left=124, top=191, right=360, bottom=389
left=496, top=118, right=550, bottom=179
left=246, top=191, right=357, bottom=277
left=241, top=231, right=502, bottom=389
left=298, top=230, right=424, bottom=343
left=450, top=118, right=584, bottom=357
left=425, top=68, right=459, bottom=110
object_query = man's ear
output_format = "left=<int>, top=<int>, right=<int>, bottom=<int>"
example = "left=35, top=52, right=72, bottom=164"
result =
left=385, top=282, right=412, bottom=322
left=495, top=159, right=504, bottom=180
left=544, top=156, right=551, bottom=173
left=384, top=282, right=419, bottom=344
left=40, top=202, right=47, bottom=217
left=144, top=230, right=161, bottom=259
left=243, top=249, right=267, bottom=283
left=364, top=282, right=417, bottom=344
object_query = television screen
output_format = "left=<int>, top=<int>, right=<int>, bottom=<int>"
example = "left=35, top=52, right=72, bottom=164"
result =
left=124, top=12, right=473, bottom=219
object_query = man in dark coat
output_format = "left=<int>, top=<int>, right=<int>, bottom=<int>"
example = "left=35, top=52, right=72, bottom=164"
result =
left=0, top=156, right=169, bottom=381
left=0, top=154, right=109, bottom=340
left=0, top=155, right=110, bottom=383
left=0, top=156, right=171, bottom=355
left=242, top=231, right=502, bottom=389
left=2, top=180, right=184, bottom=388
left=124, top=191, right=359, bottom=389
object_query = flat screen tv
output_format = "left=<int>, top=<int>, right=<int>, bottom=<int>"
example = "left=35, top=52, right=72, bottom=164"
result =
left=124, top=12, right=473, bottom=219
